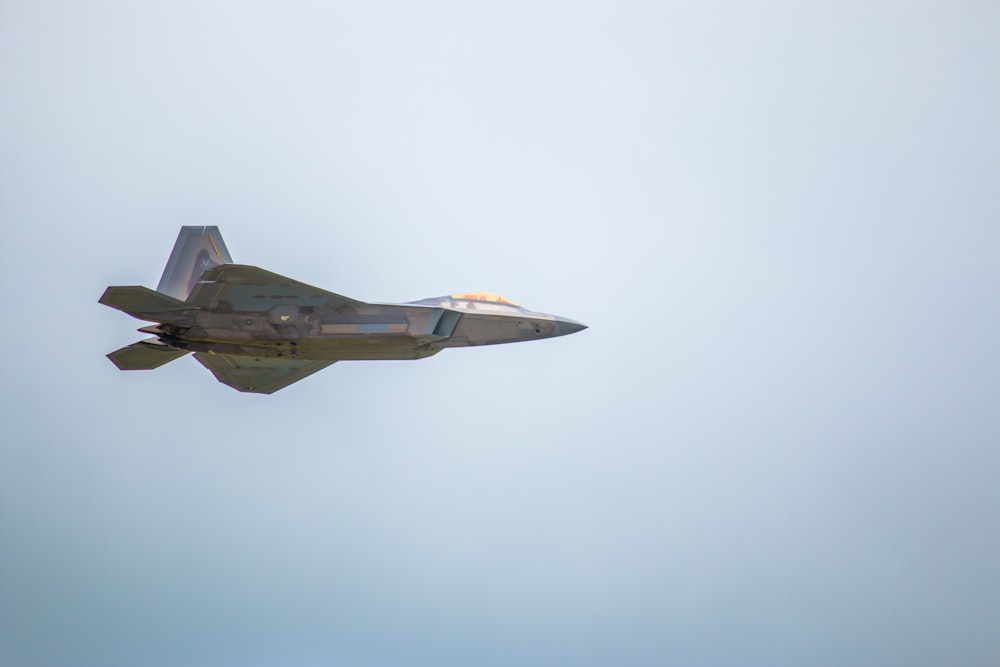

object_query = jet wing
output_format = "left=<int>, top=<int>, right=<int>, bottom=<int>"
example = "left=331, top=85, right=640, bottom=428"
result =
left=194, top=352, right=334, bottom=394
left=186, top=264, right=365, bottom=311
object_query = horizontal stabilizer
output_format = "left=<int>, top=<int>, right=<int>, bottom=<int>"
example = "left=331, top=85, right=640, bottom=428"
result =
left=107, top=338, right=189, bottom=370
left=99, top=286, right=187, bottom=321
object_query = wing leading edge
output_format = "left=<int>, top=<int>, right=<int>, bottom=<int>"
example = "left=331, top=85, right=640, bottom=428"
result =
left=187, top=264, right=364, bottom=311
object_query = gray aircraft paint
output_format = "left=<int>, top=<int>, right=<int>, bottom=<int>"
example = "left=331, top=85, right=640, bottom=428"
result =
left=100, top=227, right=586, bottom=393
left=4, top=3, right=998, bottom=666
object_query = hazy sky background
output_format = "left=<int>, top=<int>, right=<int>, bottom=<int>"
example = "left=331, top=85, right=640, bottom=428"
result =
left=1, top=1, right=998, bottom=666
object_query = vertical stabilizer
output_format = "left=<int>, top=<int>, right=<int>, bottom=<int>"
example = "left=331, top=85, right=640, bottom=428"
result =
left=156, top=226, right=233, bottom=300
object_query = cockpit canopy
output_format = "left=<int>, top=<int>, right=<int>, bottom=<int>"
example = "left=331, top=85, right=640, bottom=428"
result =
left=407, top=292, right=525, bottom=313
left=449, top=292, right=518, bottom=306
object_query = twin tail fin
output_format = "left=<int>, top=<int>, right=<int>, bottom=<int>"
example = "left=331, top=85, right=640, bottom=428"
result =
left=156, top=226, right=233, bottom=300
left=101, top=226, right=233, bottom=372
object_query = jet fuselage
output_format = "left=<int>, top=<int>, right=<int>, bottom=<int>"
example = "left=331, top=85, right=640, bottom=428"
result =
left=130, top=299, right=583, bottom=362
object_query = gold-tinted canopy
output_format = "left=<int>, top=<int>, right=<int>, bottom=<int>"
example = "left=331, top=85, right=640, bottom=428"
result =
left=450, top=292, right=518, bottom=305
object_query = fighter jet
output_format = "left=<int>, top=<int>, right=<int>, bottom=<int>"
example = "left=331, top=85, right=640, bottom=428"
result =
left=100, top=226, right=587, bottom=394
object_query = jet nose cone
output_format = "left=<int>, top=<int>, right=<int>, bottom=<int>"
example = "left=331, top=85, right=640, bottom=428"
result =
left=554, top=317, right=588, bottom=337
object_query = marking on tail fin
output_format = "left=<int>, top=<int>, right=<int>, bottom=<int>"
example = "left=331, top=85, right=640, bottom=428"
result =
left=157, top=226, right=234, bottom=301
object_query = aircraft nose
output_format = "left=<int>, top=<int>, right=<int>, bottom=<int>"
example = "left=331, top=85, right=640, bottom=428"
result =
left=554, top=317, right=588, bottom=337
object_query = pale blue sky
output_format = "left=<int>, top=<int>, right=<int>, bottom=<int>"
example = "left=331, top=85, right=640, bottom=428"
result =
left=1, top=1, right=998, bottom=666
